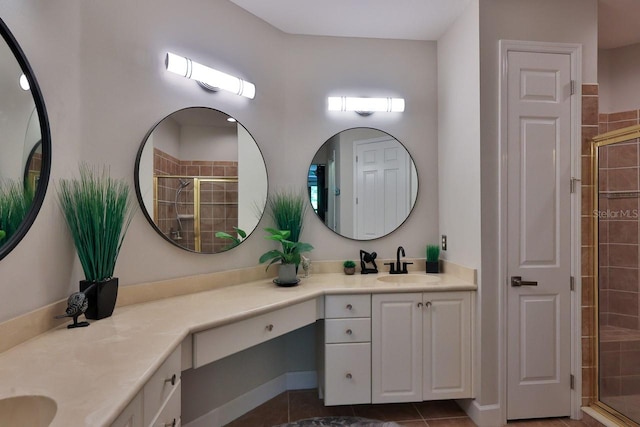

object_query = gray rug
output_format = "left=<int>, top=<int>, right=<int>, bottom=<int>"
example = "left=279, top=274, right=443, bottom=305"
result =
left=273, top=417, right=401, bottom=427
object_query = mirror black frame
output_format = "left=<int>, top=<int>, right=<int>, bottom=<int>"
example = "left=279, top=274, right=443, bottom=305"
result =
left=133, top=106, right=268, bottom=254
left=307, top=127, right=418, bottom=241
left=0, top=17, right=51, bottom=261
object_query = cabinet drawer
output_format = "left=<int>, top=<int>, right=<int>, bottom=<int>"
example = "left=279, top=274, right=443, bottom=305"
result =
left=325, top=318, right=371, bottom=343
left=193, top=299, right=316, bottom=368
left=143, top=345, right=181, bottom=426
left=148, top=380, right=181, bottom=427
left=325, top=294, right=370, bottom=319
left=325, top=343, right=371, bottom=405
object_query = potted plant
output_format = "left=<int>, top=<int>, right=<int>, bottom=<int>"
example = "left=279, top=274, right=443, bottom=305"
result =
left=259, top=228, right=313, bottom=286
left=215, top=226, right=246, bottom=251
left=426, top=244, right=440, bottom=274
left=266, top=189, right=307, bottom=243
left=57, top=165, right=134, bottom=319
left=343, top=260, right=356, bottom=275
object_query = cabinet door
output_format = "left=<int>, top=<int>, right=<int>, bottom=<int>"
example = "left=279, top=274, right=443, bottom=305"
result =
left=371, top=293, right=423, bottom=403
left=325, top=343, right=371, bottom=405
left=423, top=291, right=471, bottom=400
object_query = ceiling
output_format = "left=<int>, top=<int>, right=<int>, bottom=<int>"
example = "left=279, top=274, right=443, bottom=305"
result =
left=228, top=0, right=473, bottom=41
left=229, top=0, right=640, bottom=50
left=598, top=0, right=640, bottom=49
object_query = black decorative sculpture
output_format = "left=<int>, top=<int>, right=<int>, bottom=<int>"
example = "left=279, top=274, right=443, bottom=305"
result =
left=55, top=283, right=96, bottom=329
left=360, top=250, right=378, bottom=274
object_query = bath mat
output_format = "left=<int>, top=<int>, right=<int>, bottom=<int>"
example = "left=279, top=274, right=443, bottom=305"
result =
left=273, top=416, right=402, bottom=427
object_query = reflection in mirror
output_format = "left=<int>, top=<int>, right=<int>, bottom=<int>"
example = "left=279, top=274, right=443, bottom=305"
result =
left=593, top=125, right=640, bottom=424
left=135, top=107, right=268, bottom=253
left=308, top=128, right=418, bottom=240
left=0, top=17, right=50, bottom=259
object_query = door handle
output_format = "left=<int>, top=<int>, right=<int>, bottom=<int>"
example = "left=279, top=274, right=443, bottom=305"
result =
left=511, top=276, right=538, bottom=287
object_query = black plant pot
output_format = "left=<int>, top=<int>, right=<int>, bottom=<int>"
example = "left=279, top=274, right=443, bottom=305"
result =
left=80, top=277, right=118, bottom=320
left=426, top=261, right=440, bottom=274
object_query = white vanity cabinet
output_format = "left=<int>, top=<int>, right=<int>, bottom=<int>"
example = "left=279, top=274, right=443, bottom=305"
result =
left=322, top=294, right=372, bottom=405
left=111, top=345, right=182, bottom=427
left=371, top=291, right=472, bottom=404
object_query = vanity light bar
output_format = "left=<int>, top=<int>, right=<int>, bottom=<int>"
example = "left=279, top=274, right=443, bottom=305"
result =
left=165, top=52, right=256, bottom=99
left=327, top=97, right=405, bottom=114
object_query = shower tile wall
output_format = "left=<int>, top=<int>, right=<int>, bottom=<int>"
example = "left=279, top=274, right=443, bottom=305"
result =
left=154, top=149, right=238, bottom=252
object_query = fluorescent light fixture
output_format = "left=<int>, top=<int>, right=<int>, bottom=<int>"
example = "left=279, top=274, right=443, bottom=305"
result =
left=327, top=97, right=405, bottom=115
left=165, top=52, right=255, bottom=99
left=19, top=74, right=29, bottom=91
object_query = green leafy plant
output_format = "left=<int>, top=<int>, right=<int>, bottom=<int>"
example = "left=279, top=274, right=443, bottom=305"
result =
left=57, top=164, right=135, bottom=282
left=259, top=228, right=313, bottom=270
left=0, top=180, right=34, bottom=247
left=0, top=230, right=5, bottom=241
left=426, top=244, right=440, bottom=262
left=215, top=227, right=247, bottom=250
left=266, top=189, right=308, bottom=243
left=343, top=260, right=356, bottom=268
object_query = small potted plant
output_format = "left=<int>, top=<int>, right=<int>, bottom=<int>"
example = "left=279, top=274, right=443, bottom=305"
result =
left=426, top=244, right=440, bottom=274
left=343, top=260, right=356, bottom=275
left=259, top=228, right=313, bottom=286
left=57, top=165, right=135, bottom=319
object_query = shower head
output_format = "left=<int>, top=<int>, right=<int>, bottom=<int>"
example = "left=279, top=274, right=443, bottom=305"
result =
left=178, top=178, right=190, bottom=189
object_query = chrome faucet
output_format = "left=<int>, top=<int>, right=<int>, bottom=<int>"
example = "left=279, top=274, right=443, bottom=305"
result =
left=386, top=246, right=413, bottom=274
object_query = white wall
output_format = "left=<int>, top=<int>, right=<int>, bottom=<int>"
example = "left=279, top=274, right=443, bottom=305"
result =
left=179, top=125, right=238, bottom=162
left=599, top=43, right=640, bottom=113
left=238, top=123, right=267, bottom=236
left=478, top=0, right=598, bottom=410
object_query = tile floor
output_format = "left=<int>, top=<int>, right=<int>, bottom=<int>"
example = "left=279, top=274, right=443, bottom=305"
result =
left=222, top=389, right=592, bottom=427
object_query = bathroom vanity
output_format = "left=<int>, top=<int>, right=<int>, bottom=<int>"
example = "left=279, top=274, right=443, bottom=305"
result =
left=0, top=270, right=475, bottom=427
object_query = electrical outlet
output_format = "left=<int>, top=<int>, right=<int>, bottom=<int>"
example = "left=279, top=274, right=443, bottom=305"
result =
left=441, top=235, right=447, bottom=251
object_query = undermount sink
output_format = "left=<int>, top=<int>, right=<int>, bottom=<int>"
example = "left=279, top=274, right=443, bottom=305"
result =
left=0, top=395, right=57, bottom=427
left=377, top=274, right=439, bottom=284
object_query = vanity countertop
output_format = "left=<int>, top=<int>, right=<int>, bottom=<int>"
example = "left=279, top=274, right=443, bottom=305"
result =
left=0, top=271, right=476, bottom=426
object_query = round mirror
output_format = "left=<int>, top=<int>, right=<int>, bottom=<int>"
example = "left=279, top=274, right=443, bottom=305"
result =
left=0, top=18, right=51, bottom=261
left=134, top=107, right=268, bottom=253
left=307, top=128, right=417, bottom=240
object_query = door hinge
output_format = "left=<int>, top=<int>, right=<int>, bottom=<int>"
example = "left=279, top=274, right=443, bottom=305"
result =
left=356, top=155, right=358, bottom=163
left=570, top=177, right=581, bottom=193
left=570, top=80, right=576, bottom=95
left=356, top=197, right=358, bottom=205
left=570, top=374, right=575, bottom=389
left=570, top=276, right=575, bottom=291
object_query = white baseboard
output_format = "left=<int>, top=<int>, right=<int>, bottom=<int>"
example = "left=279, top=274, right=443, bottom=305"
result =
left=456, top=399, right=502, bottom=427
left=184, top=370, right=317, bottom=427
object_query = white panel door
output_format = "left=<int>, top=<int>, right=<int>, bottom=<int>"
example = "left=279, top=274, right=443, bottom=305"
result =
left=506, top=50, right=572, bottom=419
left=372, top=293, right=422, bottom=403
left=355, top=138, right=409, bottom=239
left=423, top=292, right=472, bottom=400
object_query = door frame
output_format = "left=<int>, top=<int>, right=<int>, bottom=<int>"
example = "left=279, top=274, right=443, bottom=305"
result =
left=497, top=40, right=582, bottom=423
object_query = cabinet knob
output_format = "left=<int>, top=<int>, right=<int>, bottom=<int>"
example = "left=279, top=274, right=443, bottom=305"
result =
left=266, top=324, right=274, bottom=332
left=164, top=374, right=177, bottom=386
left=346, top=373, right=352, bottom=379
left=425, top=301, right=432, bottom=308
left=345, top=329, right=353, bottom=335
left=346, top=304, right=353, bottom=310
left=164, top=419, right=176, bottom=427
left=417, top=302, right=423, bottom=308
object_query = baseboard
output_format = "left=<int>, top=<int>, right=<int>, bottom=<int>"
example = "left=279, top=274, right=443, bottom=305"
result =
left=184, top=370, right=317, bottom=427
left=456, top=399, right=502, bottom=427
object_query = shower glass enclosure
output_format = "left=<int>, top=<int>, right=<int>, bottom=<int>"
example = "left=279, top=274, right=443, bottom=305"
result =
left=593, top=124, right=640, bottom=426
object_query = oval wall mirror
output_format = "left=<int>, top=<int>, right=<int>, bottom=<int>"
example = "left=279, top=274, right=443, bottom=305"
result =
left=135, top=107, right=268, bottom=253
left=0, top=18, right=51, bottom=261
left=307, top=127, right=418, bottom=240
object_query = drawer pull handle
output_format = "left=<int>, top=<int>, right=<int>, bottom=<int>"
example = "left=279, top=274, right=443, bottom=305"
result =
left=266, top=324, right=274, bottom=332
left=345, top=329, right=353, bottom=335
left=346, top=373, right=353, bottom=379
left=425, top=301, right=432, bottom=308
left=346, top=304, right=353, bottom=310
left=164, top=419, right=176, bottom=427
left=164, top=374, right=177, bottom=386
left=417, top=302, right=423, bottom=308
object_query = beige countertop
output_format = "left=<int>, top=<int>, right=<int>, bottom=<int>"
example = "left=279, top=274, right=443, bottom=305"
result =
left=0, top=271, right=476, bottom=427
